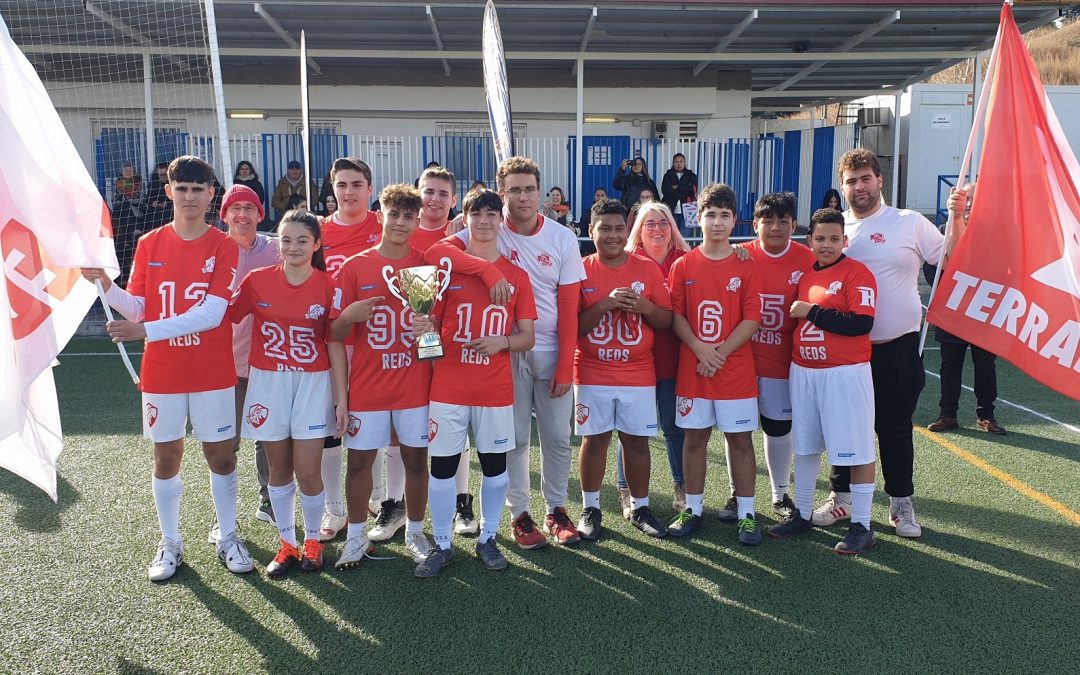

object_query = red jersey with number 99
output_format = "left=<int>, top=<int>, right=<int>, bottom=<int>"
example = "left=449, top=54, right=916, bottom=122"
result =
left=330, top=247, right=432, bottom=411
left=744, top=239, right=816, bottom=379
left=127, top=224, right=239, bottom=394
left=793, top=256, right=877, bottom=368
left=576, top=253, right=671, bottom=386
left=229, top=265, right=337, bottom=372
left=429, top=258, right=537, bottom=407
left=668, top=248, right=762, bottom=400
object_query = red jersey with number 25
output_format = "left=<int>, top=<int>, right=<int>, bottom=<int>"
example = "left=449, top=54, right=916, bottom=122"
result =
left=430, top=258, right=537, bottom=407
left=127, top=224, right=238, bottom=394
left=230, top=265, right=337, bottom=372
left=793, top=256, right=877, bottom=368
left=330, top=248, right=432, bottom=412
left=576, top=253, right=671, bottom=386
left=668, top=248, right=762, bottom=401
left=744, top=240, right=816, bottom=379
left=321, top=212, right=382, bottom=277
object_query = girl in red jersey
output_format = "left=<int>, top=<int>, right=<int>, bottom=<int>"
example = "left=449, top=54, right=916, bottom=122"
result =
left=231, top=210, right=348, bottom=577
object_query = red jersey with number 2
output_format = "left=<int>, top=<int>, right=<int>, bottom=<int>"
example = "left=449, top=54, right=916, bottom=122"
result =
left=744, top=240, right=816, bottom=379
left=321, top=212, right=382, bottom=277
left=668, top=248, right=762, bottom=401
left=793, top=256, right=877, bottom=368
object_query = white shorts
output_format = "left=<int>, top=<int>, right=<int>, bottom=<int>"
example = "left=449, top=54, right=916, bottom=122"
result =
left=574, top=384, right=658, bottom=437
left=790, top=362, right=876, bottom=466
left=428, top=402, right=514, bottom=457
left=344, top=405, right=429, bottom=451
left=242, top=367, right=335, bottom=442
left=675, top=396, right=759, bottom=433
left=142, top=387, right=235, bottom=443
left=757, top=377, right=792, bottom=421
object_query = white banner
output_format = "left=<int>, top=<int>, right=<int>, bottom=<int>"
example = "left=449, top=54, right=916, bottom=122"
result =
left=482, top=1, right=514, bottom=163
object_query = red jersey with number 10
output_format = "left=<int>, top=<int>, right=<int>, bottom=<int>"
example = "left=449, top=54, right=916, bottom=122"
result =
left=229, top=265, right=337, bottom=372
left=127, top=224, right=238, bottom=394
left=668, top=248, right=762, bottom=401
left=744, top=239, right=816, bottom=379
left=793, top=256, right=877, bottom=368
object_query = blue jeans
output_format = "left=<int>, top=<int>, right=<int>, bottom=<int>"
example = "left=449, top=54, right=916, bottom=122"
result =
left=616, top=379, right=684, bottom=488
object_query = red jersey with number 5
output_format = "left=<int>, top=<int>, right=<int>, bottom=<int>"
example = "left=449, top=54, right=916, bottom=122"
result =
left=230, top=265, right=337, bottom=372
left=668, top=248, right=762, bottom=401
left=321, top=212, right=382, bottom=277
left=576, top=253, right=671, bottom=386
left=330, top=247, right=432, bottom=411
left=127, top=224, right=238, bottom=394
left=793, top=256, right=877, bottom=368
left=429, top=258, right=537, bottom=407
left=744, top=240, right=816, bottom=379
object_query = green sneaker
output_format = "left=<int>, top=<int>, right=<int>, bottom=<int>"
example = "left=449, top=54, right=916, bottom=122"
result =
left=737, top=514, right=763, bottom=546
left=666, top=509, right=702, bottom=538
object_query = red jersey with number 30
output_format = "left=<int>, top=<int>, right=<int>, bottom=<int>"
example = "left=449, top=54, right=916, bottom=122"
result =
left=576, top=253, right=671, bottom=386
left=321, top=212, right=381, bottom=277
left=744, top=240, right=816, bottom=379
left=430, top=258, right=537, bottom=407
left=330, top=248, right=432, bottom=411
left=793, top=256, right=877, bottom=368
left=127, top=224, right=238, bottom=394
left=668, top=248, right=762, bottom=400
left=229, top=265, right=337, bottom=372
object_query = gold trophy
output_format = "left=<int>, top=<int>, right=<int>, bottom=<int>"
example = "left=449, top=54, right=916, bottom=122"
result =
left=383, top=258, right=452, bottom=360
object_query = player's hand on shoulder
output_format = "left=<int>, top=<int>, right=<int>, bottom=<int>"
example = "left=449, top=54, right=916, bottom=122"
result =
left=80, top=268, right=111, bottom=292
left=342, top=295, right=385, bottom=324
left=490, top=278, right=511, bottom=306
left=106, top=319, right=145, bottom=343
left=734, top=246, right=751, bottom=261
left=446, top=213, right=465, bottom=235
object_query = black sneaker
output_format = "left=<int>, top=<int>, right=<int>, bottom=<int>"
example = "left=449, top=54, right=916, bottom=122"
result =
left=666, top=509, right=702, bottom=537
left=717, top=494, right=739, bottom=522
left=414, top=546, right=454, bottom=577
left=630, top=506, right=667, bottom=538
left=578, top=507, right=602, bottom=541
left=454, top=493, right=479, bottom=535
left=772, top=494, right=796, bottom=520
left=474, top=538, right=508, bottom=571
left=255, top=499, right=276, bottom=525
left=737, top=514, right=763, bottom=546
left=835, top=523, right=877, bottom=555
left=767, top=513, right=812, bottom=539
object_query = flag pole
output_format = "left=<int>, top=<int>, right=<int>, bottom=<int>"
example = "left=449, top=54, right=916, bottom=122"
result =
left=300, top=31, right=312, bottom=208
left=94, top=280, right=140, bottom=384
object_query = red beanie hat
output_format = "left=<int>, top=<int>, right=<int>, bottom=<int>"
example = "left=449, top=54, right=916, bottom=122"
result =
left=219, top=184, right=265, bottom=222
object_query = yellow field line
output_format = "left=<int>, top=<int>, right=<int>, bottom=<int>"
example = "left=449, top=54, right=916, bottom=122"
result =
left=914, top=427, right=1080, bottom=526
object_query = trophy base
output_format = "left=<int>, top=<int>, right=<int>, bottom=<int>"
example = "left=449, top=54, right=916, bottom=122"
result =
left=416, top=332, right=444, bottom=361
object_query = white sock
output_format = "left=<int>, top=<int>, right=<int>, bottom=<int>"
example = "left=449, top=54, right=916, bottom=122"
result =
left=406, top=519, right=423, bottom=535
left=299, top=490, right=325, bottom=542
left=455, top=446, right=471, bottom=494
left=764, top=432, right=793, bottom=502
left=479, top=471, right=509, bottom=544
left=268, top=482, right=297, bottom=546
left=429, top=475, right=456, bottom=550
left=631, top=495, right=650, bottom=510
left=385, top=445, right=405, bottom=502
left=724, top=439, right=735, bottom=494
left=321, top=445, right=345, bottom=516
left=209, top=469, right=238, bottom=540
left=736, top=495, right=755, bottom=520
left=347, top=522, right=366, bottom=541
left=582, top=490, right=600, bottom=510
left=850, top=482, right=874, bottom=529
left=152, top=475, right=183, bottom=542
left=686, top=493, right=704, bottom=516
left=369, top=446, right=386, bottom=503
left=794, top=453, right=821, bottom=521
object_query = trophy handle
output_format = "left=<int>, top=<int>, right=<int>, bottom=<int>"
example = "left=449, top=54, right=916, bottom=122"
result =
left=435, top=256, right=453, bottom=301
left=382, top=265, right=408, bottom=306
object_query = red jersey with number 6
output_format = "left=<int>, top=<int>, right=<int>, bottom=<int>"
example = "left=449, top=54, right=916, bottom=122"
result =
left=229, top=265, right=337, bottom=372
left=668, top=248, right=762, bottom=401
left=793, top=256, right=877, bottom=368
left=744, top=240, right=816, bottom=379
left=127, top=224, right=238, bottom=394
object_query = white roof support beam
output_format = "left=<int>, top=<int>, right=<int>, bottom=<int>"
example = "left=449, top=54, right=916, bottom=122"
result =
left=253, top=3, right=322, bottom=74
left=692, top=10, right=757, bottom=76
left=425, top=5, right=451, bottom=76
left=767, top=10, right=900, bottom=92
left=570, top=6, right=597, bottom=76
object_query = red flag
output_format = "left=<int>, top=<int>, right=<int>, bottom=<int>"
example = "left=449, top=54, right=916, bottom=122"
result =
left=927, top=3, right=1080, bottom=401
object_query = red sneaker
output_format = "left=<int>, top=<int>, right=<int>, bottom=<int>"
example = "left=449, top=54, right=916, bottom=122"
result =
left=300, top=538, right=324, bottom=572
left=545, top=507, right=581, bottom=545
left=267, top=541, right=300, bottom=578
left=512, top=511, right=548, bottom=550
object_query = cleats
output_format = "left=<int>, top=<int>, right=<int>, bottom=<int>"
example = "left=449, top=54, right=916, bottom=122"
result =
left=475, top=538, right=508, bottom=571
left=267, top=541, right=300, bottom=578
left=405, top=531, right=434, bottom=563
left=835, top=523, right=877, bottom=554
left=368, top=499, right=407, bottom=542
left=300, top=539, right=324, bottom=572
left=577, top=507, right=602, bottom=541
left=453, top=494, right=479, bottom=535
left=318, top=511, right=348, bottom=542
left=630, top=506, right=667, bottom=539
left=335, top=534, right=376, bottom=570
left=666, top=509, right=702, bottom=538
left=767, top=513, right=813, bottom=539
left=771, top=494, right=796, bottom=520
left=414, top=546, right=454, bottom=578
left=147, top=537, right=184, bottom=582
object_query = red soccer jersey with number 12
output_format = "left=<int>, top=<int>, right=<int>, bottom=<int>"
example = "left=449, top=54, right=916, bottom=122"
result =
left=744, top=239, right=817, bottom=379
left=127, top=224, right=239, bottom=394
left=793, top=256, right=878, bottom=368
left=229, top=265, right=337, bottom=372
left=576, top=253, right=671, bottom=387
left=668, top=248, right=762, bottom=401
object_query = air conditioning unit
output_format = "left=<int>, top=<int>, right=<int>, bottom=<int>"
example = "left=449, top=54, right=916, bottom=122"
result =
left=857, top=107, right=892, bottom=128
left=650, top=121, right=669, bottom=139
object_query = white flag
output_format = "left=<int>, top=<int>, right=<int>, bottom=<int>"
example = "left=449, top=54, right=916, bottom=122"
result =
left=1, top=12, right=120, bottom=500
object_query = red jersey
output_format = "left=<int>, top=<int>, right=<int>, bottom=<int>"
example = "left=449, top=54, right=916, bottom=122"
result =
left=330, top=247, right=433, bottom=411
left=632, top=245, right=685, bottom=380
left=128, top=224, right=238, bottom=394
left=321, top=212, right=381, bottom=277
left=668, top=248, right=762, bottom=401
left=430, top=258, right=537, bottom=407
left=793, top=256, right=878, bottom=368
left=410, top=223, right=451, bottom=252
left=576, top=253, right=671, bottom=387
left=230, top=265, right=337, bottom=372
left=744, top=240, right=817, bottom=379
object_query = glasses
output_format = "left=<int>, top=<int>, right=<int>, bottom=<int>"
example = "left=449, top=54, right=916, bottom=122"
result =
left=643, top=220, right=670, bottom=230
left=505, top=186, right=539, bottom=197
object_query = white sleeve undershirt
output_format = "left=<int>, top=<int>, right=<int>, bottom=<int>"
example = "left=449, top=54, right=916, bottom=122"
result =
left=104, top=283, right=146, bottom=323
left=143, top=295, right=229, bottom=343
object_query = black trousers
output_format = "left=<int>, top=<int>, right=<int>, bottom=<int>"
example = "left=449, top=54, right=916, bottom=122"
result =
left=937, top=340, right=997, bottom=420
left=830, top=332, right=924, bottom=498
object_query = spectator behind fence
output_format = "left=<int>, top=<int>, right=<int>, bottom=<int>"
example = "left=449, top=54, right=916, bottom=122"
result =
left=112, top=162, right=144, bottom=283
left=577, top=187, right=609, bottom=257
left=541, top=186, right=573, bottom=230
left=233, top=160, right=269, bottom=230
left=821, top=188, right=842, bottom=210
left=613, top=156, right=659, bottom=212
left=141, top=162, right=172, bottom=231
left=660, top=153, right=699, bottom=237
left=285, top=194, right=309, bottom=212
left=271, top=160, right=314, bottom=220
left=322, top=194, right=338, bottom=217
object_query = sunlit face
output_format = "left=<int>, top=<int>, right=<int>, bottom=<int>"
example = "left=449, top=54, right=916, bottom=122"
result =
left=225, top=201, right=260, bottom=238
left=699, top=204, right=735, bottom=244
left=548, top=189, right=564, bottom=205
left=810, top=221, right=847, bottom=266
left=499, top=172, right=540, bottom=223
left=591, top=213, right=629, bottom=261
left=377, top=205, right=420, bottom=246
left=164, top=181, right=213, bottom=220
left=466, top=206, right=501, bottom=243
left=278, top=221, right=319, bottom=267
left=333, top=169, right=373, bottom=218
left=639, top=212, right=673, bottom=252
left=841, top=167, right=882, bottom=215
left=420, top=177, right=457, bottom=222
left=673, top=155, right=686, bottom=171
left=753, top=214, right=796, bottom=254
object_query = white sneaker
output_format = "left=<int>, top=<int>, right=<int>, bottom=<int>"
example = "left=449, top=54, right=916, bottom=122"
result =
left=207, top=521, right=241, bottom=545
left=368, top=499, right=407, bottom=542
left=217, top=534, right=255, bottom=574
left=318, top=511, right=348, bottom=542
left=453, top=494, right=479, bottom=535
left=405, top=531, right=434, bottom=563
left=148, top=537, right=184, bottom=582
left=811, top=492, right=852, bottom=527
left=335, top=534, right=375, bottom=570
left=890, top=496, right=923, bottom=537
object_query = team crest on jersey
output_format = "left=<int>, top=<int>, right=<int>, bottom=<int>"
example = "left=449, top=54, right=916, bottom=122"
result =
left=509, top=250, right=521, bottom=264
left=537, top=253, right=554, bottom=268
left=144, top=403, right=159, bottom=428
left=575, top=403, right=590, bottom=426
left=726, top=277, right=742, bottom=292
left=428, top=418, right=439, bottom=442
left=676, top=397, right=693, bottom=417
left=631, top=281, right=645, bottom=294
left=247, top=404, right=269, bottom=429
left=347, top=415, right=362, bottom=437
left=202, top=256, right=216, bottom=274
left=869, top=232, right=886, bottom=245
left=826, top=281, right=843, bottom=296
left=306, top=304, right=326, bottom=320
left=788, top=270, right=804, bottom=285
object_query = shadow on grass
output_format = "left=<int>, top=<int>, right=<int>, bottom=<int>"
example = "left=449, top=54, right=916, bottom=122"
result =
left=0, top=471, right=80, bottom=533
left=939, top=427, right=1080, bottom=462
left=115, top=657, right=168, bottom=675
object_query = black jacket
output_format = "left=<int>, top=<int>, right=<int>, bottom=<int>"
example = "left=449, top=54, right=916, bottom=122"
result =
left=612, top=170, right=660, bottom=210
left=660, top=168, right=698, bottom=211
